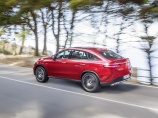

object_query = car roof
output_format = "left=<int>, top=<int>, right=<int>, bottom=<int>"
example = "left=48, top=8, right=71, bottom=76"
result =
left=66, top=47, right=107, bottom=53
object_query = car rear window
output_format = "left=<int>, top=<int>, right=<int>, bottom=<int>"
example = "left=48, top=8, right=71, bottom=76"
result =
left=100, top=50, right=122, bottom=58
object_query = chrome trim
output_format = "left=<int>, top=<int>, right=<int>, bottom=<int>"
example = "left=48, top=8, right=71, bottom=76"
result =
left=100, top=74, right=131, bottom=86
left=110, top=77, right=131, bottom=86
left=115, top=62, right=127, bottom=64
left=48, top=76, right=81, bottom=82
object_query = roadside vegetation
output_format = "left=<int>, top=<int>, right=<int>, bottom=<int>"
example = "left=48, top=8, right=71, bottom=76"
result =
left=0, top=0, right=158, bottom=85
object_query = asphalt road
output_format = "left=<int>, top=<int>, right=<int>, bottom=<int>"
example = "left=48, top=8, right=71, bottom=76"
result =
left=0, top=63, right=158, bottom=118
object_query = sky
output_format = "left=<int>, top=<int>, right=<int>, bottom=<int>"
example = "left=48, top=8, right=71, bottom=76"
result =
left=7, top=13, right=158, bottom=84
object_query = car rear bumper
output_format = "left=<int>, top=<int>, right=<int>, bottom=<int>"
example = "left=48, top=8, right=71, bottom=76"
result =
left=100, top=74, right=131, bottom=86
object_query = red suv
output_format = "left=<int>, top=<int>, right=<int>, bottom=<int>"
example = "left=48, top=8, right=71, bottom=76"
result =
left=33, top=47, right=132, bottom=92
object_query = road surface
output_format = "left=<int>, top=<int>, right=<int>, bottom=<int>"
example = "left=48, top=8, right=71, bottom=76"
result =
left=0, top=63, right=158, bottom=118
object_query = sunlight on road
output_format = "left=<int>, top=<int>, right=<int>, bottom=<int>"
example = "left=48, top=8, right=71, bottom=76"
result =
left=13, top=103, right=40, bottom=118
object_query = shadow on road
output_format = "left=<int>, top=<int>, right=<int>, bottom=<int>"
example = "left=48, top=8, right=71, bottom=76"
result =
left=49, top=77, right=82, bottom=88
left=100, top=84, right=139, bottom=93
left=48, top=77, right=138, bottom=93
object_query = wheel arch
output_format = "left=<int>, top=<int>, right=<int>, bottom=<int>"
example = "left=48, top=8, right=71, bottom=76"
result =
left=34, top=64, right=48, bottom=75
left=81, top=70, right=100, bottom=82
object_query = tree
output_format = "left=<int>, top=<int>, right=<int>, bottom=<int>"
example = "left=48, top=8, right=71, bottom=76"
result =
left=0, top=28, right=5, bottom=37
left=62, top=3, right=76, bottom=48
left=39, top=7, right=52, bottom=55
left=0, top=39, right=9, bottom=54
left=49, top=0, right=63, bottom=52
left=114, top=5, right=135, bottom=53
left=138, top=0, right=158, bottom=85
left=2, top=0, right=55, bottom=56
left=16, top=24, right=30, bottom=55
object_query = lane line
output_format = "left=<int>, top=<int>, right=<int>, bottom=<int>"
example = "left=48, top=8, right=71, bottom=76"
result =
left=0, top=63, right=158, bottom=89
left=0, top=64, right=158, bottom=89
left=0, top=63, right=31, bottom=70
left=124, top=82, right=158, bottom=89
left=0, top=70, right=32, bottom=74
left=0, top=75, right=158, bottom=112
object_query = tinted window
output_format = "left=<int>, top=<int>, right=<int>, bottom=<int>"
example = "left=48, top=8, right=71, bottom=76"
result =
left=71, top=50, right=99, bottom=60
left=56, top=50, right=71, bottom=59
left=100, top=50, right=122, bottom=58
left=87, top=52, right=99, bottom=60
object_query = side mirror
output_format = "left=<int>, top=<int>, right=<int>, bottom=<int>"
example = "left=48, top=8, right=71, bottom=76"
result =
left=51, top=55, right=55, bottom=60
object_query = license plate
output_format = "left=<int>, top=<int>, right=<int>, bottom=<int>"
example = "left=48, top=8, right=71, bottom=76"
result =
left=123, top=74, right=130, bottom=79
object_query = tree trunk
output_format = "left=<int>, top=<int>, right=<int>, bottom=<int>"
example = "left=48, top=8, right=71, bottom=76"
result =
left=40, top=9, right=48, bottom=55
left=63, top=11, right=76, bottom=48
left=144, top=24, right=153, bottom=85
left=51, top=1, right=62, bottom=53
left=19, top=25, right=26, bottom=55
left=116, top=19, right=124, bottom=53
left=34, top=31, right=39, bottom=56
left=30, top=11, right=39, bottom=56
left=43, top=24, right=47, bottom=55
left=69, top=11, right=76, bottom=47
left=64, top=32, right=69, bottom=48
left=19, top=40, right=24, bottom=55
left=2, top=42, right=5, bottom=54
left=148, top=52, right=153, bottom=85
left=56, top=0, right=62, bottom=52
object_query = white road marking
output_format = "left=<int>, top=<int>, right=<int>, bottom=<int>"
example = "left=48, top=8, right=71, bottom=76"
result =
left=0, top=70, right=32, bottom=74
left=0, top=75, right=158, bottom=112
left=124, top=82, right=158, bottom=89
left=0, top=63, right=31, bottom=70
left=0, top=63, right=158, bottom=89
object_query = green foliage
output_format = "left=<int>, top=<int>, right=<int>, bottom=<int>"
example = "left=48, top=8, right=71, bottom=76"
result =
left=0, top=39, right=11, bottom=55
left=0, top=29, right=5, bottom=36
left=150, top=7, right=158, bottom=12
left=16, top=30, right=29, bottom=41
left=69, top=0, right=103, bottom=10
left=0, top=1, right=13, bottom=25
left=0, top=48, right=12, bottom=55
left=5, top=0, right=19, bottom=6
left=0, top=0, right=54, bottom=26
left=117, top=0, right=148, bottom=4
left=140, top=2, right=158, bottom=18
left=0, top=39, right=9, bottom=45
left=118, top=7, right=135, bottom=16
left=140, top=6, right=152, bottom=17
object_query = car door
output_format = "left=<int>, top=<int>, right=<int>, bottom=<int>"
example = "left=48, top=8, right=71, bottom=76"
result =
left=65, top=50, right=84, bottom=80
left=48, top=50, right=71, bottom=78
left=66, top=50, right=99, bottom=80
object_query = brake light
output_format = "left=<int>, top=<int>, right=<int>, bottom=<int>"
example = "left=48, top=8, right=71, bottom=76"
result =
left=126, top=60, right=131, bottom=68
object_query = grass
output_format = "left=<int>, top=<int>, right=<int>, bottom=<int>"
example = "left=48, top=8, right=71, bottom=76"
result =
left=0, top=49, right=12, bottom=55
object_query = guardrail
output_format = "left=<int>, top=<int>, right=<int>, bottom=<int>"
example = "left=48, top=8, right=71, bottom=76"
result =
left=131, top=67, right=158, bottom=85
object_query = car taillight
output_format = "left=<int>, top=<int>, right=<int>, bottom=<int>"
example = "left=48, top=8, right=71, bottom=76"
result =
left=126, top=59, right=131, bottom=68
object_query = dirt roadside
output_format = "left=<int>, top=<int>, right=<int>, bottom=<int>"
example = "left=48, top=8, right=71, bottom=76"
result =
left=0, top=54, right=138, bottom=83
left=0, top=54, right=43, bottom=68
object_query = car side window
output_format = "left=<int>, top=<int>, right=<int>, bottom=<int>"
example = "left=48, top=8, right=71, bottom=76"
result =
left=71, top=50, right=99, bottom=60
left=71, top=50, right=83, bottom=59
left=87, top=52, right=99, bottom=60
left=55, top=50, right=71, bottom=59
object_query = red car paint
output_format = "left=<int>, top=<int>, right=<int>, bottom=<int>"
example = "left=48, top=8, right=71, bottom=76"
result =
left=33, top=47, right=132, bottom=85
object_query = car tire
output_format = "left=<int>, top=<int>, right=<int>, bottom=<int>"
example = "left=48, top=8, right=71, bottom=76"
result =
left=81, top=72, right=100, bottom=92
left=35, top=66, right=49, bottom=83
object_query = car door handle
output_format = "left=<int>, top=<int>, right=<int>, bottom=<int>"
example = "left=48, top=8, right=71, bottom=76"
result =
left=62, top=62, right=66, bottom=64
left=80, top=64, right=85, bottom=66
